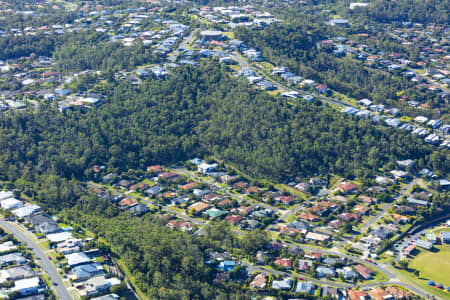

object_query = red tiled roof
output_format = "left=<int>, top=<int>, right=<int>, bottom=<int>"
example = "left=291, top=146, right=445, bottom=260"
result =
left=298, top=211, right=319, bottom=222
left=118, top=198, right=137, bottom=207
left=225, top=215, right=243, bottom=225
left=179, top=182, right=198, bottom=190
left=147, top=165, right=162, bottom=173
left=338, top=181, right=358, bottom=192
left=355, top=264, right=373, bottom=279
left=348, top=290, right=368, bottom=300
left=274, top=258, right=292, bottom=268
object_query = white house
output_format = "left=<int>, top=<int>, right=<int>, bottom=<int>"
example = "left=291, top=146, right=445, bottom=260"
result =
left=198, top=163, right=218, bottom=174
left=0, top=198, right=23, bottom=210
left=66, top=252, right=92, bottom=267
left=11, top=277, right=40, bottom=296
left=12, top=205, right=41, bottom=219
left=0, top=191, right=14, bottom=201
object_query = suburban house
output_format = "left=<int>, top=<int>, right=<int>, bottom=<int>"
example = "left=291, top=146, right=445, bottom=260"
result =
left=147, top=165, right=162, bottom=173
left=225, top=215, right=243, bottom=225
left=354, top=264, right=373, bottom=279
left=66, top=252, right=92, bottom=267
left=304, top=251, right=323, bottom=261
left=56, top=238, right=84, bottom=255
left=24, top=213, right=59, bottom=234
left=158, top=172, right=181, bottom=182
left=338, top=213, right=359, bottom=222
left=11, top=277, right=41, bottom=296
left=128, top=204, right=150, bottom=216
left=337, top=182, right=358, bottom=194
left=336, top=267, right=358, bottom=280
left=179, top=182, right=199, bottom=190
left=77, top=275, right=120, bottom=297
left=372, top=227, right=392, bottom=239
left=354, top=205, right=370, bottom=215
left=218, top=260, right=236, bottom=272
left=296, top=281, right=316, bottom=294
left=298, top=211, right=319, bottom=222
left=0, top=197, right=23, bottom=210
left=328, top=219, right=345, bottom=230
left=249, top=273, right=267, bottom=289
left=274, top=258, right=292, bottom=269
left=441, top=231, right=450, bottom=243
left=71, top=263, right=105, bottom=281
left=298, top=259, right=313, bottom=271
left=287, top=221, right=310, bottom=232
left=386, top=286, right=412, bottom=299
left=321, top=286, right=340, bottom=298
left=0, top=253, right=27, bottom=267
left=0, top=265, right=34, bottom=282
left=348, top=289, right=368, bottom=300
left=316, top=266, right=336, bottom=277
left=12, top=204, right=41, bottom=219
left=305, top=232, right=330, bottom=242
left=198, top=163, right=218, bottom=174
left=370, top=288, right=394, bottom=300
left=271, top=277, right=292, bottom=290
left=274, top=196, right=295, bottom=205
left=189, top=202, right=210, bottom=214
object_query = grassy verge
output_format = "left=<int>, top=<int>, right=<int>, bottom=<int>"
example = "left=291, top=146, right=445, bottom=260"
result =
left=274, top=184, right=308, bottom=200
left=393, top=267, right=450, bottom=299
left=115, top=258, right=150, bottom=300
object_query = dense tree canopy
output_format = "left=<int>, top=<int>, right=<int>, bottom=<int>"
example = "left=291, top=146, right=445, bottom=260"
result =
left=351, top=0, right=450, bottom=24
left=1, top=62, right=446, bottom=206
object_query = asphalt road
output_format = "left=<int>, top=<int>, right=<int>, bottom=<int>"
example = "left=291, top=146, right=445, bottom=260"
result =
left=168, top=30, right=197, bottom=62
left=361, top=179, right=418, bottom=232
left=280, top=241, right=434, bottom=298
left=0, top=219, right=73, bottom=300
left=243, top=260, right=354, bottom=288
left=86, top=176, right=434, bottom=298
left=219, top=51, right=354, bottom=108
left=243, top=259, right=431, bottom=297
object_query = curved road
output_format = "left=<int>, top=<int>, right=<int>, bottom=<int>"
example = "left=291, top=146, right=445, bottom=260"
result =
left=279, top=241, right=434, bottom=298
left=0, top=219, right=72, bottom=300
left=244, top=257, right=432, bottom=298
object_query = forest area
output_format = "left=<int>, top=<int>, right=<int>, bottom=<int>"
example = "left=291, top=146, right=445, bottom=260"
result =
left=0, top=62, right=446, bottom=209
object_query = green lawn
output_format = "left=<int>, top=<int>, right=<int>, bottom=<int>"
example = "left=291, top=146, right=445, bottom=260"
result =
left=409, top=244, right=450, bottom=286
left=274, top=184, right=308, bottom=200
left=394, top=266, right=450, bottom=299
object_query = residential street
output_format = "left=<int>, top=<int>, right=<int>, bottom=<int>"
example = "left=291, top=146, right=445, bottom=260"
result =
left=0, top=219, right=73, bottom=300
left=361, top=179, right=418, bottom=232
left=86, top=172, right=435, bottom=300
left=174, top=167, right=279, bottom=212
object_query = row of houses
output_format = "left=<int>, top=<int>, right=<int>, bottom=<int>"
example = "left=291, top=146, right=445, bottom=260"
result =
left=249, top=271, right=411, bottom=300
left=0, top=235, right=48, bottom=298
left=0, top=189, right=124, bottom=299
